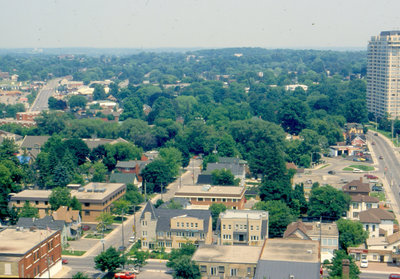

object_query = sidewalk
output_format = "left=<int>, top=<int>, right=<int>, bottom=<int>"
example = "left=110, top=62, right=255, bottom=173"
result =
left=358, top=261, right=400, bottom=274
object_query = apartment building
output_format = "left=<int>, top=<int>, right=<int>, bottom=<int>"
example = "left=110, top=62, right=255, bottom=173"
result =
left=0, top=228, right=62, bottom=278
left=137, top=202, right=212, bottom=251
left=9, top=182, right=126, bottom=223
left=218, top=210, right=268, bottom=246
left=367, top=31, right=400, bottom=118
left=192, top=245, right=262, bottom=278
left=347, top=194, right=379, bottom=220
left=174, top=185, right=246, bottom=209
left=283, top=221, right=339, bottom=262
left=359, top=208, right=395, bottom=238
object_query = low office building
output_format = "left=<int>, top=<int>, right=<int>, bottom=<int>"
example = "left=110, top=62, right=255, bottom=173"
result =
left=138, top=202, right=212, bottom=251
left=9, top=190, right=52, bottom=217
left=0, top=228, right=62, bottom=278
left=218, top=210, right=268, bottom=246
left=192, top=245, right=262, bottom=278
left=255, top=239, right=321, bottom=279
left=347, top=194, right=379, bottom=220
left=283, top=221, right=338, bottom=262
left=10, top=182, right=126, bottom=223
left=174, top=185, right=246, bottom=210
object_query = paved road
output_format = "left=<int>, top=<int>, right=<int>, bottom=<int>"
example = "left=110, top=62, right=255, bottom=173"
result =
left=360, top=272, right=391, bottom=279
left=30, top=79, right=60, bottom=112
left=137, top=260, right=172, bottom=279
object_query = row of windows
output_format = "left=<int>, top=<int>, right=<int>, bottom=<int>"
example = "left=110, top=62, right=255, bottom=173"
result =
left=201, top=266, right=252, bottom=276
left=222, top=224, right=260, bottom=231
left=16, top=200, right=48, bottom=206
left=143, top=231, right=204, bottom=239
left=177, top=222, right=199, bottom=228
left=196, top=198, right=239, bottom=202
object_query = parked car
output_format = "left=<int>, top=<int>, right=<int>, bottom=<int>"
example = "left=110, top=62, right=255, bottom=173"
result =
left=369, top=179, right=379, bottom=184
left=118, top=246, right=126, bottom=252
left=129, top=236, right=136, bottom=243
left=379, top=155, right=384, bottom=159
left=372, top=142, right=376, bottom=145
left=114, top=271, right=136, bottom=279
left=389, top=274, right=400, bottom=279
left=372, top=185, right=383, bottom=192
left=62, top=258, right=68, bottom=264
left=353, top=169, right=362, bottom=173
left=328, top=170, right=336, bottom=175
left=306, top=179, right=312, bottom=184
left=81, top=225, right=90, bottom=231
left=340, top=178, right=349, bottom=183
left=374, top=133, right=378, bottom=136
left=360, top=259, right=368, bottom=268
left=364, top=174, right=378, bottom=179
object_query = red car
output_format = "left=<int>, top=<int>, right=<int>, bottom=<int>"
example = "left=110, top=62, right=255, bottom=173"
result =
left=62, top=259, right=68, bottom=264
left=389, top=274, right=400, bottom=279
left=114, top=272, right=136, bottom=279
left=364, top=174, right=378, bottom=179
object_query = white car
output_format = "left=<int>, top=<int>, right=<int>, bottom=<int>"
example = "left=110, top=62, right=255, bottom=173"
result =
left=360, top=259, right=368, bottom=268
left=353, top=169, right=362, bottom=173
left=129, top=236, right=136, bottom=243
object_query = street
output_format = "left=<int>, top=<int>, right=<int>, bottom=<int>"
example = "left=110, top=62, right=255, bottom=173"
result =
left=30, top=78, right=60, bottom=112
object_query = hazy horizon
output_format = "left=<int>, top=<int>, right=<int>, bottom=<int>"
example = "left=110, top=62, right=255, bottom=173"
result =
left=1, top=0, right=400, bottom=49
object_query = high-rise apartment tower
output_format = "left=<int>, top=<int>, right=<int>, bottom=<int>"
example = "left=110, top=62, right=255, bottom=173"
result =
left=367, top=31, right=400, bottom=119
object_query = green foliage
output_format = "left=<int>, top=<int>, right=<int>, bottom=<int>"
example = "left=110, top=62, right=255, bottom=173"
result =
left=209, top=203, right=227, bottom=230
left=211, top=169, right=237, bottom=186
left=328, top=250, right=360, bottom=279
left=92, top=162, right=107, bottom=182
left=72, top=272, right=90, bottom=279
left=167, top=199, right=183, bottom=209
left=167, top=242, right=198, bottom=269
left=308, top=185, right=351, bottom=221
left=154, top=199, right=164, bottom=208
left=253, top=200, right=296, bottom=238
left=112, top=199, right=130, bottom=215
left=93, top=84, right=106, bottom=100
left=94, top=247, right=125, bottom=272
left=336, top=218, right=369, bottom=250
left=19, top=201, right=39, bottom=218
left=128, top=250, right=148, bottom=269
left=141, top=159, right=175, bottom=194
left=49, top=187, right=73, bottom=211
left=171, top=255, right=201, bottom=279
left=96, top=212, right=114, bottom=231
left=68, top=95, right=87, bottom=109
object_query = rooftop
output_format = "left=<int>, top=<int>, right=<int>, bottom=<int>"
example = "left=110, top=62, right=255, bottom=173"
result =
left=220, top=209, right=268, bottom=220
left=0, top=228, right=58, bottom=256
left=71, top=182, right=126, bottom=202
left=351, top=194, right=379, bottom=203
left=342, top=178, right=370, bottom=194
left=359, top=208, right=395, bottom=223
left=192, top=245, right=262, bottom=264
left=20, top=136, right=50, bottom=149
left=10, top=190, right=52, bottom=201
left=283, top=221, right=338, bottom=239
left=259, top=239, right=320, bottom=263
left=175, top=185, right=245, bottom=197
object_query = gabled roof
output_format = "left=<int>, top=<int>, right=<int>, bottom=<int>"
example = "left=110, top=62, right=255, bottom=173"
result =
left=218, top=157, right=247, bottom=165
left=20, top=136, right=50, bottom=149
left=116, top=160, right=149, bottom=169
left=283, top=221, right=311, bottom=239
left=140, top=201, right=157, bottom=221
left=351, top=194, right=379, bottom=203
left=359, top=208, right=395, bottom=223
left=343, top=179, right=370, bottom=194
left=387, top=231, right=400, bottom=244
left=205, top=162, right=245, bottom=176
left=154, top=208, right=211, bottom=233
left=52, top=206, right=80, bottom=223
left=196, top=174, right=213, bottom=185
left=110, top=172, right=137, bottom=184
left=16, top=216, right=65, bottom=231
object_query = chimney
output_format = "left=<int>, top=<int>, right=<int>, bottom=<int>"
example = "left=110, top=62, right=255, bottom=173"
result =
left=360, top=177, right=362, bottom=182
left=342, top=259, right=350, bottom=279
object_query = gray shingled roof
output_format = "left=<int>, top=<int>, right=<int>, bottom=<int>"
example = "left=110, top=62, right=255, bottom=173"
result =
left=110, top=172, right=137, bottom=184
left=20, top=136, right=50, bottom=149
left=140, top=201, right=157, bottom=221
left=16, top=216, right=65, bottom=231
left=155, top=209, right=211, bottom=233
left=116, top=160, right=148, bottom=169
left=196, top=174, right=213, bottom=185
left=205, top=162, right=245, bottom=176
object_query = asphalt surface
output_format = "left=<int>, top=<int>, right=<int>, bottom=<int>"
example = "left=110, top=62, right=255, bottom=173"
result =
left=30, top=79, right=60, bottom=112
left=360, top=273, right=391, bottom=279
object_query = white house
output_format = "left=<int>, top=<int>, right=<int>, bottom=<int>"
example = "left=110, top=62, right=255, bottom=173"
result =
left=347, top=194, right=379, bottom=220
left=359, top=208, right=395, bottom=238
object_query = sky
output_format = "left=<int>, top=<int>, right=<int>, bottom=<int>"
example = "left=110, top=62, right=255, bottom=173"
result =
left=1, top=0, right=400, bottom=49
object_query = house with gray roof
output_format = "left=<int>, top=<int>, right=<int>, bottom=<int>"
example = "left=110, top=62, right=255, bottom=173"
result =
left=115, top=160, right=149, bottom=183
left=205, top=162, right=246, bottom=186
left=19, top=135, right=50, bottom=159
left=110, top=172, right=138, bottom=185
left=137, top=201, right=212, bottom=251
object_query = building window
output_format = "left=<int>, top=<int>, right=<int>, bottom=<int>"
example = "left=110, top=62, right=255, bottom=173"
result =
left=158, top=241, right=165, bottom=247
left=251, top=225, right=253, bottom=230
left=352, top=202, right=359, bottom=209
left=195, top=223, right=198, bottom=228
left=222, top=198, right=226, bottom=202
left=218, top=266, right=225, bottom=273
left=45, top=201, right=48, bottom=205
left=181, top=222, right=184, bottom=227
left=212, top=198, right=216, bottom=202
left=372, top=225, right=376, bottom=231
left=200, top=265, right=207, bottom=273
left=191, top=223, right=194, bottom=227
left=142, top=221, right=147, bottom=226
left=16, top=200, right=20, bottom=204
left=228, top=225, right=231, bottom=229
left=256, top=226, right=259, bottom=230
left=85, top=203, right=90, bottom=207
left=4, top=263, right=11, bottom=275
left=35, top=201, right=39, bottom=205
left=186, top=223, right=189, bottom=227
left=230, top=268, right=238, bottom=276
left=85, top=211, right=90, bottom=216
left=142, top=231, right=147, bottom=237
left=166, top=242, right=172, bottom=247
left=223, top=224, right=226, bottom=230
left=197, top=198, right=203, bottom=201
left=143, top=241, right=148, bottom=247
left=158, top=232, right=164, bottom=237
left=177, top=222, right=179, bottom=227
left=210, top=267, right=217, bottom=275
left=353, top=212, right=359, bottom=218
left=247, top=267, right=251, bottom=274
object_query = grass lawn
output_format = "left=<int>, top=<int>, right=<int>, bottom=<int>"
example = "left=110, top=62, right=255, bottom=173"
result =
left=349, top=165, right=374, bottom=171
left=113, top=216, right=128, bottom=224
left=318, top=164, right=330, bottom=169
left=370, top=192, right=386, bottom=201
left=62, top=250, right=86, bottom=256
left=343, top=167, right=354, bottom=171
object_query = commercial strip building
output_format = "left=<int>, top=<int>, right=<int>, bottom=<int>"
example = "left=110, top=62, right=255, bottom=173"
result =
left=217, top=209, right=268, bottom=246
left=9, top=182, right=126, bottom=223
left=137, top=202, right=212, bottom=251
left=0, top=228, right=62, bottom=278
left=192, top=239, right=321, bottom=279
left=367, top=31, right=400, bottom=118
left=174, top=185, right=246, bottom=210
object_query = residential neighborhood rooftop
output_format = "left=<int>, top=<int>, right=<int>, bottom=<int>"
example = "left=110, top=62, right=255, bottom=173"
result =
left=71, top=182, right=125, bottom=202
left=351, top=194, right=380, bottom=203
left=175, top=185, right=245, bottom=197
left=192, top=245, right=262, bottom=264
left=220, top=209, right=268, bottom=220
left=359, top=208, right=395, bottom=223
left=259, top=239, right=320, bottom=263
left=10, top=190, right=52, bottom=201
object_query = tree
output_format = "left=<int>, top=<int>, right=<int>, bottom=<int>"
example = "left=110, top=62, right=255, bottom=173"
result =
left=68, top=95, right=87, bottom=109
left=167, top=242, right=197, bottom=270
left=211, top=169, right=237, bottom=186
left=209, top=203, right=226, bottom=230
left=49, top=187, right=72, bottom=210
left=336, top=218, right=369, bottom=251
left=92, top=162, right=107, bottom=182
left=94, top=247, right=125, bottom=273
left=63, top=138, right=90, bottom=166
left=72, top=272, right=90, bottom=279
left=308, top=185, right=351, bottom=221
left=128, top=250, right=148, bottom=270
left=159, top=147, right=182, bottom=177
left=141, top=159, right=174, bottom=193
left=93, top=84, right=106, bottom=100
left=19, top=201, right=39, bottom=218
left=171, top=255, right=201, bottom=279
left=253, top=200, right=296, bottom=238
left=96, top=212, right=114, bottom=232
left=328, top=250, right=360, bottom=279
left=112, top=199, right=130, bottom=217
left=154, top=199, right=164, bottom=208
left=70, top=196, right=82, bottom=211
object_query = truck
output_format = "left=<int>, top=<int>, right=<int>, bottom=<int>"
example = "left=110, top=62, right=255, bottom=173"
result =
left=114, top=272, right=136, bottom=279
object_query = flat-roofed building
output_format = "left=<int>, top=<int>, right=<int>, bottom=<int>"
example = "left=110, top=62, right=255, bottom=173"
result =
left=71, top=182, right=126, bottom=222
left=137, top=202, right=212, bottom=251
left=192, top=245, right=262, bottom=278
left=0, top=228, right=62, bottom=278
left=255, top=239, right=320, bottom=279
left=9, top=182, right=126, bottom=223
left=218, top=210, right=268, bottom=246
left=174, top=185, right=246, bottom=210
left=10, top=190, right=52, bottom=217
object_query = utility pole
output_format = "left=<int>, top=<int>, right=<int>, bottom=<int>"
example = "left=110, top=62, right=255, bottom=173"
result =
left=192, top=159, right=195, bottom=184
